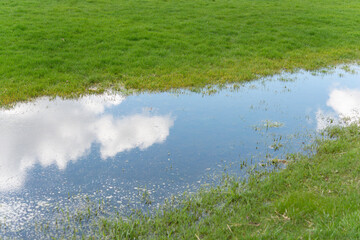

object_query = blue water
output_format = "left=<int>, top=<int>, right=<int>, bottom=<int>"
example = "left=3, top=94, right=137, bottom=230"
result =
left=1, top=66, right=360, bottom=238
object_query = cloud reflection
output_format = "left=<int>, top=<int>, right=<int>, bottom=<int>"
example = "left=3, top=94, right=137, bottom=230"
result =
left=0, top=93, right=174, bottom=191
left=317, top=88, right=360, bottom=130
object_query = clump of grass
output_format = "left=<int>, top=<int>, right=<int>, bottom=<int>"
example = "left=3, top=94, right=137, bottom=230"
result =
left=34, top=194, right=110, bottom=239
left=81, top=123, right=360, bottom=239
left=1, top=0, right=360, bottom=105
left=252, top=120, right=285, bottom=131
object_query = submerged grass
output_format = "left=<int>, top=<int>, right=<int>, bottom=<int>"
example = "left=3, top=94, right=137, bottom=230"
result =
left=81, top=124, right=360, bottom=239
left=1, top=0, right=360, bottom=105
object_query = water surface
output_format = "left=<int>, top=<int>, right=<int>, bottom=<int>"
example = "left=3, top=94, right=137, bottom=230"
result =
left=1, top=66, right=360, bottom=238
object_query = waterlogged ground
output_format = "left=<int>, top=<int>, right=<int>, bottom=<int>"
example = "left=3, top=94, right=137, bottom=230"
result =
left=1, top=66, right=360, bottom=238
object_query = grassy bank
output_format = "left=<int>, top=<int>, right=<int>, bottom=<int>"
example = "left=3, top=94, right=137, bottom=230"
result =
left=1, top=0, right=360, bottom=105
left=86, top=124, right=360, bottom=239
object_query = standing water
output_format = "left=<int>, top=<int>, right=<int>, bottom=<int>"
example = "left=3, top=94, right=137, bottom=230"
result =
left=1, top=66, right=360, bottom=238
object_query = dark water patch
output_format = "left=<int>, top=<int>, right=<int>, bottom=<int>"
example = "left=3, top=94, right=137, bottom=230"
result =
left=1, top=66, right=360, bottom=238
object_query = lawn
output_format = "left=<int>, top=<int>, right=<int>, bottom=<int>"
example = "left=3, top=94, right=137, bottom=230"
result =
left=3, top=1, right=360, bottom=238
left=1, top=0, right=360, bottom=105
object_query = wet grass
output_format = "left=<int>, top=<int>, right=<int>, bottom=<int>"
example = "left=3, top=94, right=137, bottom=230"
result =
left=1, top=0, right=360, bottom=105
left=77, top=123, right=360, bottom=239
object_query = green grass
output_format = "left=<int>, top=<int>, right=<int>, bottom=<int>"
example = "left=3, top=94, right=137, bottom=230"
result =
left=85, top=124, right=360, bottom=239
left=1, top=0, right=360, bottom=105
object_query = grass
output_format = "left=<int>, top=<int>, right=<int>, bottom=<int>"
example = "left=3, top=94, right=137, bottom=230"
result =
left=1, top=0, right=360, bottom=105
left=79, top=123, right=360, bottom=239
left=3, top=0, right=360, bottom=237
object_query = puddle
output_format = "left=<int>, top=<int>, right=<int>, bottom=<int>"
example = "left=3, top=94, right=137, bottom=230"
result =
left=1, top=66, right=360, bottom=238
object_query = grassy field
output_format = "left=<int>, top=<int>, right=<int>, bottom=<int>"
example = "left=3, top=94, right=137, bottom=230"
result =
left=1, top=0, right=360, bottom=105
left=86, top=124, right=360, bottom=239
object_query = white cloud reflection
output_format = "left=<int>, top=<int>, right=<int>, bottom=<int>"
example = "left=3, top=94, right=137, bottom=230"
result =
left=317, top=88, right=360, bottom=130
left=0, top=93, right=174, bottom=191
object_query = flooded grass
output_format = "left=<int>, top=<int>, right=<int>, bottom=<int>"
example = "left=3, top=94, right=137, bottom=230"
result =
left=1, top=67, right=360, bottom=238
left=10, top=123, right=355, bottom=239
left=1, top=0, right=360, bottom=105
left=79, top=124, right=360, bottom=239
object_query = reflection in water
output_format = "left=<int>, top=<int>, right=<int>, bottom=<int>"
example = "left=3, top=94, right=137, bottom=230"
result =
left=327, top=88, right=360, bottom=120
left=317, top=88, right=360, bottom=130
left=0, top=93, right=174, bottom=191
